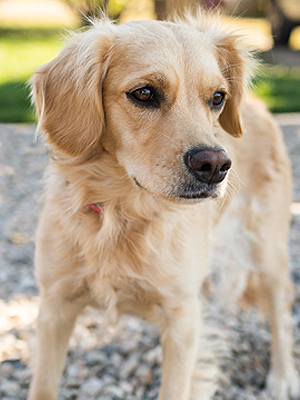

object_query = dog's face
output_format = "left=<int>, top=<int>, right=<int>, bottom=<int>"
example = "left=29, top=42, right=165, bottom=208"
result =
left=33, top=18, right=250, bottom=203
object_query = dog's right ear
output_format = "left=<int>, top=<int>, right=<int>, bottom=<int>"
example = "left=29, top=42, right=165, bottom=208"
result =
left=32, top=24, right=114, bottom=156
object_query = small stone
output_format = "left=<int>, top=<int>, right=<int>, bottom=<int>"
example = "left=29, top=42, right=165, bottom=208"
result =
left=17, top=276, right=37, bottom=292
left=0, top=380, right=21, bottom=395
left=125, top=317, right=143, bottom=331
left=119, top=356, right=138, bottom=379
left=66, top=364, right=81, bottom=378
left=67, top=364, right=89, bottom=379
left=103, top=384, right=125, bottom=398
left=136, top=364, right=150, bottom=378
left=102, top=375, right=115, bottom=385
left=95, top=396, right=112, bottom=400
left=10, top=233, right=30, bottom=244
left=135, top=386, right=145, bottom=397
left=13, top=368, right=32, bottom=385
left=79, top=377, right=103, bottom=397
left=59, top=387, right=76, bottom=400
left=143, top=346, right=162, bottom=364
left=65, top=378, right=81, bottom=389
left=111, top=352, right=122, bottom=367
left=85, top=350, right=107, bottom=364
left=119, top=340, right=138, bottom=355
left=119, top=380, right=134, bottom=394
left=136, top=364, right=153, bottom=384
left=0, top=362, right=14, bottom=378
left=77, top=395, right=94, bottom=400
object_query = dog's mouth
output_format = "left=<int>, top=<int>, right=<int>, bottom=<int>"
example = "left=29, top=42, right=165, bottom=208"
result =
left=133, top=178, right=221, bottom=201
left=175, top=184, right=222, bottom=201
left=178, top=191, right=212, bottom=199
left=133, top=178, right=144, bottom=189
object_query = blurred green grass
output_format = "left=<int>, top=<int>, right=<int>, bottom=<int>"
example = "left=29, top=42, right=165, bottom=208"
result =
left=253, top=66, right=300, bottom=113
left=0, top=27, right=300, bottom=123
left=0, top=28, right=63, bottom=122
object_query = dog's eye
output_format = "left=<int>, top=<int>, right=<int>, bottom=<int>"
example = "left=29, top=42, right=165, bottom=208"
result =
left=212, top=92, right=226, bottom=109
left=132, top=88, right=154, bottom=102
left=128, top=86, right=160, bottom=107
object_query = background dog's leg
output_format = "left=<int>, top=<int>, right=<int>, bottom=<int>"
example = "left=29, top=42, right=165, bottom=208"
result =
left=28, top=298, right=83, bottom=400
left=158, top=297, right=202, bottom=400
left=261, top=266, right=300, bottom=400
left=248, top=233, right=300, bottom=400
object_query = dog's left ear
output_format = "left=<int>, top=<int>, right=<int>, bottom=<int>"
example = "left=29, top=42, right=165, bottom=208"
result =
left=215, top=34, right=252, bottom=138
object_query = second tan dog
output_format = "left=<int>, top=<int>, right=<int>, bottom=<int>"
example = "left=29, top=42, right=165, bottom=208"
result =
left=28, top=11, right=299, bottom=400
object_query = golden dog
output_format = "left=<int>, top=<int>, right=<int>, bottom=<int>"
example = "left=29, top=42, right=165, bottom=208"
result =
left=28, top=11, right=299, bottom=400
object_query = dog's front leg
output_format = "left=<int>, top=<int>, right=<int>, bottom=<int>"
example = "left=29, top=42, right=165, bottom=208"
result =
left=158, top=297, right=201, bottom=400
left=28, top=297, right=83, bottom=400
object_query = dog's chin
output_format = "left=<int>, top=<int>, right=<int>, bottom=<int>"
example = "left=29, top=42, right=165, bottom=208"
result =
left=133, top=178, right=226, bottom=204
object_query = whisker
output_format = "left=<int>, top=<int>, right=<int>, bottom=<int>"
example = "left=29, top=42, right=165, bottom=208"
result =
left=230, top=168, right=247, bottom=189
left=161, top=134, right=181, bottom=149
left=230, top=0, right=244, bottom=18
left=111, top=173, right=129, bottom=187
left=219, top=63, right=245, bottom=73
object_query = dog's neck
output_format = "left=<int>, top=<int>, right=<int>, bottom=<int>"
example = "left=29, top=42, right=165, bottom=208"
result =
left=48, top=151, right=182, bottom=223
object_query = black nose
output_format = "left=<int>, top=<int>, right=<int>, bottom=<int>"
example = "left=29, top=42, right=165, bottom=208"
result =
left=185, top=148, right=232, bottom=184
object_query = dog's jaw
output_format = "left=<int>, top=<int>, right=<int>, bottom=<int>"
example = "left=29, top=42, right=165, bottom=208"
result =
left=132, top=173, right=229, bottom=204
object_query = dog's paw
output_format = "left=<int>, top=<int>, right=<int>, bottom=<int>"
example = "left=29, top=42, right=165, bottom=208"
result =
left=267, top=368, right=300, bottom=400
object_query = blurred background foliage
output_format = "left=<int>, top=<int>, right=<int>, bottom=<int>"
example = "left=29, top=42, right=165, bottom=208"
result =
left=0, top=0, right=299, bottom=123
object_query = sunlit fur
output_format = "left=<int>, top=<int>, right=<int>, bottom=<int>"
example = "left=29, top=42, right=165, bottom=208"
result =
left=28, top=10, right=299, bottom=400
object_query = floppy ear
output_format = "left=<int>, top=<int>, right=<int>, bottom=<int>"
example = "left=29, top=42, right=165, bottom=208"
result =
left=215, top=34, right=252, bottom=137
left=32, top=23, right=114, bottom=156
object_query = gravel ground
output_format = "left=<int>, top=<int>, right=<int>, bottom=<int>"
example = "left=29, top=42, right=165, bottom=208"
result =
left=1, top=117, right=300, bottom=400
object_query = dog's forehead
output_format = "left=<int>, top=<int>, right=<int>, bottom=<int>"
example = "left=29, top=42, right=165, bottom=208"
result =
left=109, top=20, right=220, bottom=79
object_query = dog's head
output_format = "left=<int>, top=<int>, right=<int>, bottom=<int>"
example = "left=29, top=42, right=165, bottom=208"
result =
left=32, top=13, right=252, bottom=203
